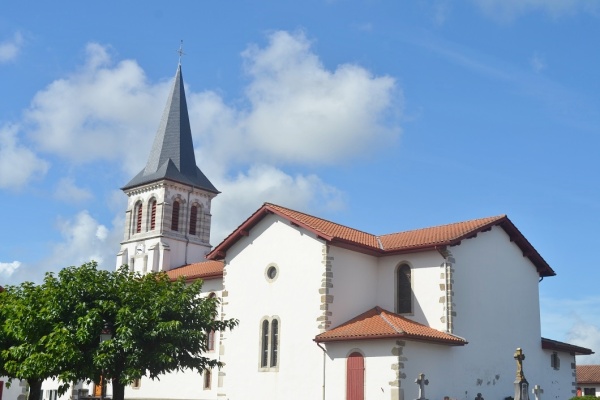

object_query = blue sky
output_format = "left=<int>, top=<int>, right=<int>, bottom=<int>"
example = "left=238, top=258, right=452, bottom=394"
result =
left=1, top=1, right=599, bottom=362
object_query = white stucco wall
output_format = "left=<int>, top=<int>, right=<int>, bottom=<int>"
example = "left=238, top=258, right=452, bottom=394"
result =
left=1, top=378, right=29, bottom=400
left=98, top=214, right=578, bottom=400
left=324, top=339, right=458, bottom=400
left=317, top=226, right=575, bottom=400
left=376, top=251, right=447, bottom=330
left=328, top=246, right=378, bottom=328
left=220, top=215, right=327, bottom=400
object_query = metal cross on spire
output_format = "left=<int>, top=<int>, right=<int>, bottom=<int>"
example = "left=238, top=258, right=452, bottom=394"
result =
left=177, top=40, right=186, bottom=65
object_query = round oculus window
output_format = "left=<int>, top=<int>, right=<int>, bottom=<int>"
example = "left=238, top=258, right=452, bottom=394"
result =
left=267, top=266, right=277, bottom=280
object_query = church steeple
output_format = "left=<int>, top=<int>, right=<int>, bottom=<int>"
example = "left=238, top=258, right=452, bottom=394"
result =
left=117, top=63, right=218, bottom=273
left=122, top=65, right=217, bottom=193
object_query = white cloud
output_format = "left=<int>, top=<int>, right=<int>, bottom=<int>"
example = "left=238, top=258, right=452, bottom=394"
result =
left=241, top=31, right=399, bottom=165
left=530, top=52, right=546, bottom=73
left=5, top=32, right=401, bottom=281
left=432, top=1, right=451, bottom=26
left=192, top=31, right=400, bottom=172
left=0, top=261, right=21, bottom=276
left=0, top=32, right=23, bottom=64
left=0, top=124, right=49, bottom=189
left=211, top=164, right=345, bottom=244
left=569, top=322, right=600, bottom=364
left=44, top=210, right=121, bottom=271
left=23, top=32, right=399, bottom=178
left=473, top=0, right=600, bottom=20
left=1, top=211, right=123, bottom=285
left=25, top=42, right=168, bottom=174
left=54, top=177, right=93, bottom=203
left=541, top=295, right=600, bottom=361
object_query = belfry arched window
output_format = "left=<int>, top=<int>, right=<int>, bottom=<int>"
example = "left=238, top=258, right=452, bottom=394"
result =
left=149, top=199, right=157, bottom=230
left=135, top=202, right=143, bottom=234
left=171, top=200, right=180, bottom=231
left=396, top=263, right=412, bottom=314
left=189, top=204, right=198, bottom=235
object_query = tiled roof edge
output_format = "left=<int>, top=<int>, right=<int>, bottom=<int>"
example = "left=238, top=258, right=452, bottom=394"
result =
left=541, top=337, right=593, bottom=355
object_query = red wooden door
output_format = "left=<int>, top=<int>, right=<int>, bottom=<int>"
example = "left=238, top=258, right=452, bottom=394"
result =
left=347, top=352, right=364, bottom=400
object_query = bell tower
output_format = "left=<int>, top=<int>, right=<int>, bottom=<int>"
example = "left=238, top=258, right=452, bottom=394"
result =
left=116, top=63, right=219, bottom=273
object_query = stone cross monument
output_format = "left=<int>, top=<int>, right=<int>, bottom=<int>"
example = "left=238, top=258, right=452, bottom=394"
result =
left=514, top=348, right=530, bottom=400
left=415, top=373, right=429, bottom=400
left=532, top=385, right=543, bottom=400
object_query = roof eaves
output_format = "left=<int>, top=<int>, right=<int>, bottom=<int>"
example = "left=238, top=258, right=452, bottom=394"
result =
left=541, top=337, right=593, bottom=355
left=208, top=205, right=273, bottom=260
left=170, top=271, right=223, bottom=283
left=314, top=333, right=466, bottom=346
left=265, top=204, right=335, bottom=242
left=499, top=219, right=555, bottom=277
left=208, top=203, right=339, bottom=260
left=329, top=237, right=383, bottom=256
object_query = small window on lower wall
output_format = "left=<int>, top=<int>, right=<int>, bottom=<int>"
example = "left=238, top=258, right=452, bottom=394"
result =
left=203, top=369, right=212, bottom=390
left=584, top=388, right=596, bottom=396
left=131, top=379, right=141, bottom=389
left=550, top=352, right=560, bottom=370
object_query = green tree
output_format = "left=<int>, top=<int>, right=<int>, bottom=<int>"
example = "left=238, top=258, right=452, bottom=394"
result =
left=0, top=262, right=237, bottom=400
left=0, top=281, right=62, bottom=400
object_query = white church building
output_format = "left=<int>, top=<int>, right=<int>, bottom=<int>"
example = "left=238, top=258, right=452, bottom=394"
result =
left=26, top=63, right=593, bottom=400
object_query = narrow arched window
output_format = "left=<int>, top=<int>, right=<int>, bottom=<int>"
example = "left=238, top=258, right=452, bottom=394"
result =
left=396, top=264, right=412, bottom=314
left=171, top=200, right=180, bottom=231
left=189, top=204, right=198, bottom=235
left=149, top=199, right=157, bottom=230
left=396, top=263, right=412, bottom=314
left=203, top=369, right=211, bottom=390
left=270, top=319, right=279, bottom=367
left=261, top=320, right=269, bottom=367
left=135, top=202, right=143, bottom=233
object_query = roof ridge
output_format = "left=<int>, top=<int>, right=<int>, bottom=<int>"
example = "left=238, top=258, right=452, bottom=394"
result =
left=379, top=214, right=507, bottom=238
left=376, top=307, right=404, bottom=334
left=265, top=203, right=378, bottom=238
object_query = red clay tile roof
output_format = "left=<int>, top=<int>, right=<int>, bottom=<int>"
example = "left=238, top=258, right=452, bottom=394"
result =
left=267, top=203, right=380, bottom=248
left=379, top=216, right=504, bottom=251
left=315, top=306, right=467, bottom=346
left=165, top=260, right=224, bottom=282
left=542, top=337, right=594, bottom=356
left=577, top=365, right=600, bottom=384
left=208, top=203, right=555, bottom=277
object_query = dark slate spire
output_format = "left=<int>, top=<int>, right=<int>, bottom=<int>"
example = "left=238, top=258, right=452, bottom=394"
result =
left=122, top=65, right=218, bottom=193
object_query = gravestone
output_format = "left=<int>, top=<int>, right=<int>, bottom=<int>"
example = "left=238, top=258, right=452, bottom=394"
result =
left=415, top=373, right=429, bottom=400
left=514, top=348, right=529, bottom=400
left=532, top=385, right=543, bottom=400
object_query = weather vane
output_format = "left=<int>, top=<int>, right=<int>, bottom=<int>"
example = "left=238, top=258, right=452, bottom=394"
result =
left=177, top=40, right=186, bottom=65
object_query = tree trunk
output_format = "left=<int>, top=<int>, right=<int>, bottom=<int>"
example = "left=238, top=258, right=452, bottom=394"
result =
left=27, top=379, right=42, bottom=400
left=111, top=379, right=125, bottom=400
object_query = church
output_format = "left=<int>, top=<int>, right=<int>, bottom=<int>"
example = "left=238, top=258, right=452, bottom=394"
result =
left=43, top=63, right=595, bottom=400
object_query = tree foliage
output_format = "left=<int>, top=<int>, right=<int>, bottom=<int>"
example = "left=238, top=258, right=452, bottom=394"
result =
left=0, top=261, right=237, bottom=400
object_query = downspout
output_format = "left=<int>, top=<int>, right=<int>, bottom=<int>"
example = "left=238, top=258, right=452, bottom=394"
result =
left=316, top=341, right=326, bottom=400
